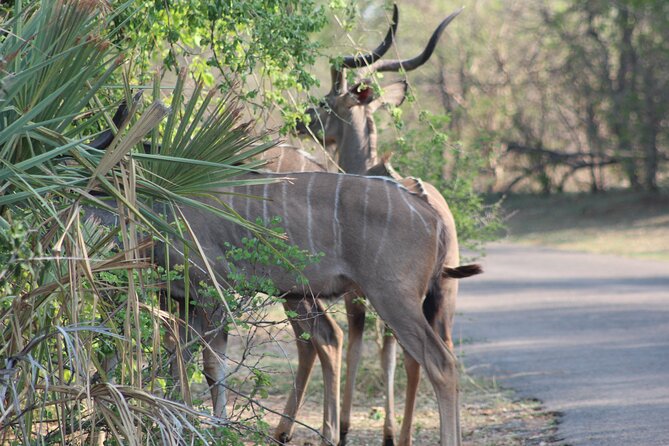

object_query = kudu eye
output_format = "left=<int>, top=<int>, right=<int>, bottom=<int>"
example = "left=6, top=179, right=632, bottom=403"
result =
left=319, top=100, right=334, bottom=115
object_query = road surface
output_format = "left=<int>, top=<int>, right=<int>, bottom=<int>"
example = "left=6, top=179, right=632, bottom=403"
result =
left=455, top=243, right=669, bottom=446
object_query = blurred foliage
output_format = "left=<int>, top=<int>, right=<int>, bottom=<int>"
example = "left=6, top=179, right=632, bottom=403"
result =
left=400, top=0, right=669, bottom=193
left=110, top=0, right=328, bottom=130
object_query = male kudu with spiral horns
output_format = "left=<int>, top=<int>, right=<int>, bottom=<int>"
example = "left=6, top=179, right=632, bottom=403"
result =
left=285, top=5, right=468, bottom=445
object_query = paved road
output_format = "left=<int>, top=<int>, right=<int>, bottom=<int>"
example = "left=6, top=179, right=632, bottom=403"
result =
left=454, top=243, right=669, bottom=446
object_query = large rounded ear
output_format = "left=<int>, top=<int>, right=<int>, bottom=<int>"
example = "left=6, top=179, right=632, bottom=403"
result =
left=344, top=80, right=376, bottom=107
left=364, top=153, right=402, bottom=180
left=368, top=80, right=408, bottom=113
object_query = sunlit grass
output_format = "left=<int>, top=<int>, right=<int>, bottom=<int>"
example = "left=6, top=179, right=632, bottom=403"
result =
left=500, top=191, right=669, bottom=261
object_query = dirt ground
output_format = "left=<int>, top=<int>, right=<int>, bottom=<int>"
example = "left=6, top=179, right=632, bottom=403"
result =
left=259, top=370, right=560, bottom=446
left=222, top=305, right=561, bottom=445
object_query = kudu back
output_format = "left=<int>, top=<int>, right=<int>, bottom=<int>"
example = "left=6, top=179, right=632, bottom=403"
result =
left=256, top=144, right=337, bottom=173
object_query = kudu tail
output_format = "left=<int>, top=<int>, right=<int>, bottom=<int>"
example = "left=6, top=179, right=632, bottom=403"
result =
left=442, top=264, right=483, bottom=279
left=422, top=264, right=483, bottom=326
left=422, top=280, right=442, bottom=326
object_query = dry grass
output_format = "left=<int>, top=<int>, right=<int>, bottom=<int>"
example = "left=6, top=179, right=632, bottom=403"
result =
left=499, top=190, right=669, bottom=261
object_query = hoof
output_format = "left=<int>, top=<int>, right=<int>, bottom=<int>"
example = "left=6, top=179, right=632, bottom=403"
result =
left=338, top=431, right=348, bottom=446
left=277, top=432, right=291, bottom=445
left=383, top=437, right=395, bottom=446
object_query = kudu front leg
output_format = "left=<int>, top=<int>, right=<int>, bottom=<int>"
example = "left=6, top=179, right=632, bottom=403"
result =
left=202, top=326, right=229, bottom=418
left=162, top=299, right=195, bottom=408
left=164, top=324, right=193, bottom=406
left=275, top=310, right=317, bottom=444
left=276, top=297, right=343, bottom=446
left=340, top=294, right=365, bottom=445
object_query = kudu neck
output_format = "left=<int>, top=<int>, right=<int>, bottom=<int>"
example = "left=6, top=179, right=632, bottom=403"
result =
left=337, top=109, right=378, bottom=175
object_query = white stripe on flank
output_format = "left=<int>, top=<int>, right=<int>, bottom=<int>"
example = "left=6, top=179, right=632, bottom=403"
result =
left=435, top=219, right=443, bottom=268
left=276, top=151, right=284, bottom=172
left=281, top=181, right=290, bottom=239
left=262, top=183, right=269, bottom=224
left=374, top=183, right=393, bottom=265
left=361, top=180, right=370, bottom=244
left=398, top=187, right=430, bottom=233
left=306, top=175, right=316, bottom=253
left=333, top=175, right=343, bottom=255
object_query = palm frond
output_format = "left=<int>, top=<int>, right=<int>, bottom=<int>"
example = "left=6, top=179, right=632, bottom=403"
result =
left=138, top=70, right=277, bottom=195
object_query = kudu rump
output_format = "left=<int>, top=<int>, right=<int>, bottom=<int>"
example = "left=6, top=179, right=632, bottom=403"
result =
left=264, top=5, right=467, bottom=445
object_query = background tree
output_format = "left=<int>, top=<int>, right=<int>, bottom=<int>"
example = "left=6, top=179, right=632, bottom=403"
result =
left=544, top=0, right=669, bottom=192
left=109, top=0, right=328, bottom=130
left=411, top=0, right=669, bottom=193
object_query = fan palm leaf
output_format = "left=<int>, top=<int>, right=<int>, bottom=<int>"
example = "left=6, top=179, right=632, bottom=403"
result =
left=1, top=1, right=280, bottom=444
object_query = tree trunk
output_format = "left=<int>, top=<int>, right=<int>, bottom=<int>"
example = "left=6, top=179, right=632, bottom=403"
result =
left=585, top=103, right=603, bottom=192
left=611, top=6, right=642, bottom=189
left=641, top=66, right=660, bottom=192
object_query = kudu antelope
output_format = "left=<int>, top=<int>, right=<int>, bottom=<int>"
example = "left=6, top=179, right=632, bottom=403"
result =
left=290, top=6, right=466, bottom=445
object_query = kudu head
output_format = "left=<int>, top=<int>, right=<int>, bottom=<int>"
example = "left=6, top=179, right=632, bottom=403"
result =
left=297, top=5, right=462, bottom=174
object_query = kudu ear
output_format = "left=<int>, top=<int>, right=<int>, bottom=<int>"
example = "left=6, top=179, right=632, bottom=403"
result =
left=367, top=80, right=408, bottom=113
left=364, top=152, right=403, bottom=180
left=345, top=79, right=408, bottom=111
left=345, top=81, right=376, bottom=107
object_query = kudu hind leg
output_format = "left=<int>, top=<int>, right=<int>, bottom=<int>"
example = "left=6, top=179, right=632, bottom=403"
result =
left=398, top=354, right=420, bottom=446
left=380, top=326, right=398, bottom=446
left=398, top=277, right=460, bottom=445
left=365, top=290, right=461, bottom=446
left=343, top=296, right=398, bottom=446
